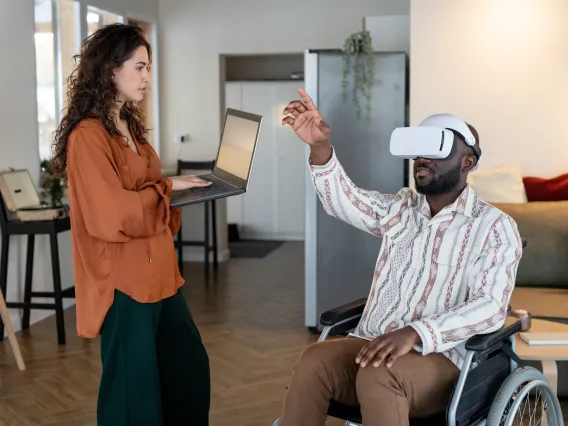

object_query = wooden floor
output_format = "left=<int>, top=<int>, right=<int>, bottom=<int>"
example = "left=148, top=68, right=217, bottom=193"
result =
left=0, top=242, right=323, bottom=426
left=0, top=242, right=566, bottom=425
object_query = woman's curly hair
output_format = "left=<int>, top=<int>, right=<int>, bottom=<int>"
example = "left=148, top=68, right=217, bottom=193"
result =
left=52, top=23, right=152, bottom=176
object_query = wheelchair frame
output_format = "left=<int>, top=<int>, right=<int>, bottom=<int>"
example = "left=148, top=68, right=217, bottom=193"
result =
left=273, top=240, right=563, bottom=425
left=275, top=297, right=564, bottom=426
left=319, top=298, right=522, bottom=426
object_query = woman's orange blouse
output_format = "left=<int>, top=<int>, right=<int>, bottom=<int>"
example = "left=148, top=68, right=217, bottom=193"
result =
left=66, top=118, right=183, bottom=338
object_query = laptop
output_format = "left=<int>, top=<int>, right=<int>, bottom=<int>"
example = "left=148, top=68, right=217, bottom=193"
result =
left=170, top=108, right=263, bottom=207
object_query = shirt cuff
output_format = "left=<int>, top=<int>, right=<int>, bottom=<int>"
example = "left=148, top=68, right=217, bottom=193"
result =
left=161, top=178, right=173, bottom=197
left=309, top=146, right=337, bottom=176
left=408, top=320, right=438, bottom=356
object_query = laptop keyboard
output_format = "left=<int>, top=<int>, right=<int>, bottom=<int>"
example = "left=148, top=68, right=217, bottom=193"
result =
left=189, top=174, right=239, bottom=196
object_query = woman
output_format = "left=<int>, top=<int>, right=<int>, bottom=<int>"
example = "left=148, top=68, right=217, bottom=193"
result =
left=52, top=23, right=211, bottom=426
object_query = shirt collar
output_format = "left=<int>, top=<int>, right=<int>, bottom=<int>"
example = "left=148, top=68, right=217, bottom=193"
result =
left=418, top=184, right=477, bottom=219
left=451, top=184, right=477, bottom=217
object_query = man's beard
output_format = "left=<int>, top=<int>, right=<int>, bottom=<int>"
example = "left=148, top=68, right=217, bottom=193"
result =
left=415, top=161, right=462, bottom=196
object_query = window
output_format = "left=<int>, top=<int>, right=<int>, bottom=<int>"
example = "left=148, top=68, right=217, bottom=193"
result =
left=87, top=6, right=124, bottom=37
left=34, top=0, right=81, bottom=160
left=34, top=0, right=57, bottom=161
left=129, top=18, right=156, bottom=147
left=58, top=1, right=81, bottom=112
left=33, top=3, right=157, bottom=158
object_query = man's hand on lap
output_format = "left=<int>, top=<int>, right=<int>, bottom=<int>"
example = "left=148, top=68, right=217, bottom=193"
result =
left=355, top=326, right=422, bottom=369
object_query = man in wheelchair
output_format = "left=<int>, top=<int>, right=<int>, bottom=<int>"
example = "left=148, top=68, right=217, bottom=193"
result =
left=278, top=90, right=527, bottom=426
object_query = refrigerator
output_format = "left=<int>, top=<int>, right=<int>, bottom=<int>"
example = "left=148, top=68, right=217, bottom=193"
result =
left=303, top=49, right=409, bottom=330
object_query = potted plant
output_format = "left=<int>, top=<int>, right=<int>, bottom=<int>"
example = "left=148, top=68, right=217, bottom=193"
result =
left=40, top=159, right=67, bottom=207
left=341, top=30, right=375, bottom=125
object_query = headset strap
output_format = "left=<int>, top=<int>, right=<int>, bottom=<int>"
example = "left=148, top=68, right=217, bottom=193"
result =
left=449, top=128, right=482, bottom=160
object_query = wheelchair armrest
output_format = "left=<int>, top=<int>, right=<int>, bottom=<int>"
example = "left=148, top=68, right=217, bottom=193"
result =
left=465, top=319, right=522, bottom=352
left=320, top=298, right=367, bottom=326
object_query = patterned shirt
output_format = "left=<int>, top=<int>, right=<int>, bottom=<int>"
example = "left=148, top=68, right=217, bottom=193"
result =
left=310, top=149, right=523, bottom=369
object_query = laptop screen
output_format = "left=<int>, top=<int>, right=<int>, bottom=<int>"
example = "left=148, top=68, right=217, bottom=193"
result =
left=215, top=111, right=261, bottom=181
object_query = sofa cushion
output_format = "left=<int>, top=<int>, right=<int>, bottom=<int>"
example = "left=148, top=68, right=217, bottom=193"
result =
left=468, top=163, right=528, bottom=203
left=523, top=172, right=568, bottom=202
left=491, top=201, right=568, bottom=287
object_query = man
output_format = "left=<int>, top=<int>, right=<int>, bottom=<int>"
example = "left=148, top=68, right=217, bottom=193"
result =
left=278, top=89, right=523, bottom=426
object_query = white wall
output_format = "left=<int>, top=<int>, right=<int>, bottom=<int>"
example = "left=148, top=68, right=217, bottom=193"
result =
left=0, top=0, right=158, bottom=338
left=157, top=0, right=409, bottom=258
left=158, top=0, right=409, bottom=166
left=82, top=0, right=157, bottom=21
left=365, top=15, right=410, bottom=54
left=410, top=0, right=568, bottom=178
left=0, top=0, right=39, bottom=335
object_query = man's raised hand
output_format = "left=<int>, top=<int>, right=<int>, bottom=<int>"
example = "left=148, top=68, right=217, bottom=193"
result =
left=282, top=88, right=331, bottom=146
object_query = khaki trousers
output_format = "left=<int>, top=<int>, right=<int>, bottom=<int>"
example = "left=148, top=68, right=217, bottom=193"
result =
left=281, top=337, right=459, bottom=426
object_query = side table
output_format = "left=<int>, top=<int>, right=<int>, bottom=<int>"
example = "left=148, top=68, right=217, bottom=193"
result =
left=514, top=318, right=568, bottom=393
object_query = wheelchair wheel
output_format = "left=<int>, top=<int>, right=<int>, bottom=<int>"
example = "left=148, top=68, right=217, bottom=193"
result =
left=486, top=366, right=564, bottom=426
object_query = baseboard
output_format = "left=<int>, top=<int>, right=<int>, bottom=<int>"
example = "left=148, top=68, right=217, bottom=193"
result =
left=239, top=232, right=304, bottom=241
left=2, top=248, right=231, bottom=339
left=181, top=247, right=231, bottom=263
left=4, top=298, right=76, bottom=338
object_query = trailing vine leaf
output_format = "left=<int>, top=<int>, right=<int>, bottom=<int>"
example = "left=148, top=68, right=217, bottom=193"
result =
left=341, top=30, right=375, bottom=126
left=362, top=34, right=375, bottom=126
left=342, top=38, right=352, bottom=104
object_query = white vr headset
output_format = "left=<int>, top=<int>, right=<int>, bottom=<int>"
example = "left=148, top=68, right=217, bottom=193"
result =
left=390, top=113, right=482, bottom=172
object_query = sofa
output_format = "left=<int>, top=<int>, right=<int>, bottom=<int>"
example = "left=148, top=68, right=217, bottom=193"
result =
left=491, top=200, right=568, bottom=289
left=468, top=162, right=568, bottom=289
left=469, top=163, right=568, bottom=397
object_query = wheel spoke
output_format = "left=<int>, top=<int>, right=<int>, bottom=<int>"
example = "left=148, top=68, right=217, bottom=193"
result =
left=486, top=368, right=561, bottom=426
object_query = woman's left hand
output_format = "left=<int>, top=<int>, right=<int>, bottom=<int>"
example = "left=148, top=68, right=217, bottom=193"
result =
left=169, top=175, right=212, bottom=191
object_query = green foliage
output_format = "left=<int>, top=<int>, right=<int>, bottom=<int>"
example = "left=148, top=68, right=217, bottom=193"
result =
left=341, top=30, right=375, bottom=126
left=40, top=159, right=67, bottom=207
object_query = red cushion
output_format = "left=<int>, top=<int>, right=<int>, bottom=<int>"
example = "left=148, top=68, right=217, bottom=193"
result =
left=523, top=173, right=568, bottom=201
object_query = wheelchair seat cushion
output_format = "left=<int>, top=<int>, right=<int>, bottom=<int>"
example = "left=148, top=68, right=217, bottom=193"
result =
left=327, top=401, right=361, bottom=423
left=327, top=400, right=446, bottom=425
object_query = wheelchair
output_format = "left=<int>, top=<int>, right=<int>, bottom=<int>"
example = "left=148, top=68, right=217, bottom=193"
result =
left=273, top=299, right=565, bottom=426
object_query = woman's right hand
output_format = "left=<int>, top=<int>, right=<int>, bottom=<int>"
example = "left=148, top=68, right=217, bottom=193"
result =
left=169, top=175, right=212, bottom=191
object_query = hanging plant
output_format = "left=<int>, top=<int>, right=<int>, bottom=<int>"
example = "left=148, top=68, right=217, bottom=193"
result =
left=341, top=30, right=375, bottom=126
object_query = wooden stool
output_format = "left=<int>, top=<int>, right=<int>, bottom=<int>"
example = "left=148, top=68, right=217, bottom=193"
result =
left=175, top=160, right=218, bottom=279
left=0, top=197, right=74, bottom=345
left=0, top=282, right=25, bottom=386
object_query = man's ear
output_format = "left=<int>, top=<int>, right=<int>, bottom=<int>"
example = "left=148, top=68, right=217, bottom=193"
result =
left=462, top=155, right=477, bottom=173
